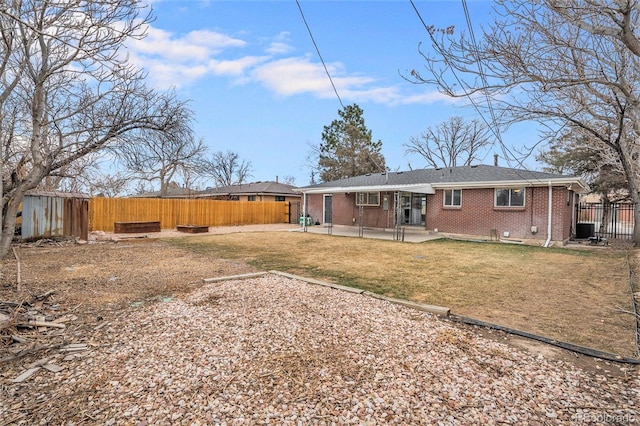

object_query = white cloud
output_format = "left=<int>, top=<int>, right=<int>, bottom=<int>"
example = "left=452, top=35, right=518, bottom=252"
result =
left=265, top=32, right=294, bottom=55
left=134, top=26, right=245, bottom=58
left=251, top=56, right=450, bottom=106
left=125, top=24, right=451, bottom=106
left=126, top=25, right=251, bottom=88
left=252, top=56, right=371, bottom=97
left=266, top=41, right=294, bottom=55
left=398, top=91, right=459, bottom=105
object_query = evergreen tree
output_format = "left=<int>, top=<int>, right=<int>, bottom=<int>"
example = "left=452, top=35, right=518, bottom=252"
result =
left=318, top=104, right=386, bottom=182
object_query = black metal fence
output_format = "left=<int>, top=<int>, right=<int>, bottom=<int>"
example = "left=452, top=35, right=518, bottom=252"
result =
left=575, top=202, right=635, bottom=241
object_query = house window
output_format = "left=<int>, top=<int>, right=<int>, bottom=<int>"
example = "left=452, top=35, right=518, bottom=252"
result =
left=356, top=192, right=380, bottom=206
left=275, top=196, right=286, bottom=202
left=247, top=195, right=256, bottom=201
left=444, top=189, right=461, bottom=207
left=495, top=188, right=525, bottom=207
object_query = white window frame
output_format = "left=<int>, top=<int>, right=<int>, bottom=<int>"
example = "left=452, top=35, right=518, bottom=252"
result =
left=495, top=188, right=525, bottom=207
left=356, top=192, right=380, bottom=206
left=443, top=189, right=462, bottom=207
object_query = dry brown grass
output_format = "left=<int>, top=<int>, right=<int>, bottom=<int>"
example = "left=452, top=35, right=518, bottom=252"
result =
left=170, top=232, right=638, bottom=357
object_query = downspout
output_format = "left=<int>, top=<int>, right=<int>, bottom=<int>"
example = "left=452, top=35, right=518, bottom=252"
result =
left=302, top=192, right=307, bottom=232
left=543, top=181, right=552, bottom=247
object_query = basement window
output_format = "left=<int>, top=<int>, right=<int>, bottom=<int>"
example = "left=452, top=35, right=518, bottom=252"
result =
left=495, top=188, right=525, bottom=207
left=356, top=192, right=380, bottom=206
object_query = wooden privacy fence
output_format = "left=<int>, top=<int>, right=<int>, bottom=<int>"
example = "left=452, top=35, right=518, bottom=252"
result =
left=89, top=197, right=291, bottom=232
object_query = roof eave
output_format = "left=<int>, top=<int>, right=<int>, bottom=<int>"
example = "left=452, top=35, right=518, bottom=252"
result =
left=300, top=183, right=436, bottom=194
left=300, top=177, right=590, bottom=195
left=431, top=177, right=590, bottom=193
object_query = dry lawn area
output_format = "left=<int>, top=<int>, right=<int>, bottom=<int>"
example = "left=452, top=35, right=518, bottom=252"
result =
left=170, top=231, right=638, bottom=357
left=1, top=228, right=638, bottom=424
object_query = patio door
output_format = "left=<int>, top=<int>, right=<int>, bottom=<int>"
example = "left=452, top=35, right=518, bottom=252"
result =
left=323, top=195, right=333, bottom=224
left=413, top=195, right=426, bottom=226
left=400, top=193, right=426, bottom=226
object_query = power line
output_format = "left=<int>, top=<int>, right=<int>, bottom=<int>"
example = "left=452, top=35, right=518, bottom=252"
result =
left=460, top=0, right=505, bottom=155
left=295, top=0, right=344, bottom=109
left=409, top=0, right=542, bottom=184
left=460, top=0, right=521, bottom=171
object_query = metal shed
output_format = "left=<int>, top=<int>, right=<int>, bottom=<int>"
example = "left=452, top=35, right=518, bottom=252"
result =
left=21, top=190, right=90, bottom=241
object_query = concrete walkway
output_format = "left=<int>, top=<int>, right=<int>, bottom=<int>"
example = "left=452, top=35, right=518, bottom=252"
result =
left=295, top=224, right=444, bottom=243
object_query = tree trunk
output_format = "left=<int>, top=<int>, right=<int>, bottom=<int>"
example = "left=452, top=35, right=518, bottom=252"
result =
left=633, top=198, right=640, bottom=245
left=0, top=165, right=47, bottom=258
left=599, top=197, right=611, bottom=237
left=0, top=188, right=24, bottom=259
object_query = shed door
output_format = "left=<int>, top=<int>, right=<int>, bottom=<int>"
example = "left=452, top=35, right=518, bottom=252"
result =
left=323, top=195, right=333, bottom=224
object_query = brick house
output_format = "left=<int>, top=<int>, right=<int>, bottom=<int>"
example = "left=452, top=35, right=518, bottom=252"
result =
left=298, top=165, right=589, bottom=244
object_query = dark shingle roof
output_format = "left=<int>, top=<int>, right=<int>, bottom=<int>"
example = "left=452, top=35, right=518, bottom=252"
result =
left=198, top=181, right=299, bottom=196
left=25, top=190, right=90, bottom=199
left=300, top=165, right=583, bottom=192
left=129, top=187, right=198, bottom=198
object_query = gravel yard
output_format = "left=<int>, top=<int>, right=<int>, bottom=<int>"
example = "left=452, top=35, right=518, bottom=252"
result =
left=3, top=270, right=639, bottom=425
left=1, top=230, right=639, bottom=425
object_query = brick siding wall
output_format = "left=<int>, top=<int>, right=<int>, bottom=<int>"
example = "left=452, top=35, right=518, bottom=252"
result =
left=428, top=187, right=572, bottom=241
left=304, top=186, right=574, bottom=242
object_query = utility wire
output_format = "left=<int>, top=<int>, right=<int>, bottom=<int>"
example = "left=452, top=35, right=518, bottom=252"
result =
left=296, top=0, right=344, bottom=109
left=460, top=0, right=505, bottom=156
left=409, top=0, right=541, bottom=184
left=459, top=0, right=529, bottom=174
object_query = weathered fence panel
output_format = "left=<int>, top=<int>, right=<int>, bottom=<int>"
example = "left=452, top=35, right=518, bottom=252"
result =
left=89, top=198, right=290, bottom=232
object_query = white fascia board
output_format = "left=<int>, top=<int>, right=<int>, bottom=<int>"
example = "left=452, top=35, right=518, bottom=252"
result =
left=431, top=178, right=590, bottom=193
left=194, top=192, right=230, bottom=198
left=300, top=178, right=590, bottom=195
left=300, top=183, right=435, bottom=195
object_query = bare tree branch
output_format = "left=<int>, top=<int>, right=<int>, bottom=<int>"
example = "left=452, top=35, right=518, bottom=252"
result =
left=406, top=0, right=640, bottom=243
left=404, top=116, right=491, bottom=168
left=201, top=151, right=253, bottom=187
left=0, top=0, right=186, bottom=258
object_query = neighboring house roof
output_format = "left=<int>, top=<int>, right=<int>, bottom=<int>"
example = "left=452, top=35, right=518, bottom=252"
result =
left=299, top=165, right=589, bottom=194
left=197, top=181, right=300, bottom=198
left=130, top=186, right=198, bottom=198
left=25, top=190, right=91, bottom=199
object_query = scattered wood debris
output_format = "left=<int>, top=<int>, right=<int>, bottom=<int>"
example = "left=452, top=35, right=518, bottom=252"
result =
left=1, top=290, right=68, bottom=338
left=1, top=291, right=89, bottom=382
left=12, top=367, right=41, bottom=383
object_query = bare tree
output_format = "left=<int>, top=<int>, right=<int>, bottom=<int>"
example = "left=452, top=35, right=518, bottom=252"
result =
left=0, top=0, right=189, bottom=258
left=280, top=176, right=296, bottom=185
left=116, top=100, right=207, bottom=197
left=89, top=172, right=132, bottom=198
left=404, top=116, right=490, bottom=168
left=408, top=0, right=640, bottom=243
left=537, top=127, right=629, bottom=235
left=537, top=129, right=628, bottom=202
left=203, top=151, right=252, bottom=187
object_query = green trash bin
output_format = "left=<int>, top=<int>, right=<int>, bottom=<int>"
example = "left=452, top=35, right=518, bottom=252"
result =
left=299, top=216, right=312, bottom=226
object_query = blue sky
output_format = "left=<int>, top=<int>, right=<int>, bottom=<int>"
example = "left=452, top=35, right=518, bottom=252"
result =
left=127, top=0, right=538, bottom=187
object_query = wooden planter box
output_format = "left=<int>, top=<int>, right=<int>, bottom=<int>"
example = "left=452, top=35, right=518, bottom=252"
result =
left=114, top=221, right=161, bottom=233
left=176, top=225, right=209, bottom=234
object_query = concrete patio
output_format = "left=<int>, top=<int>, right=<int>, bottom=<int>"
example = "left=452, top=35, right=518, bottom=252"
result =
left=295, top=224, right=444, bottom=243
